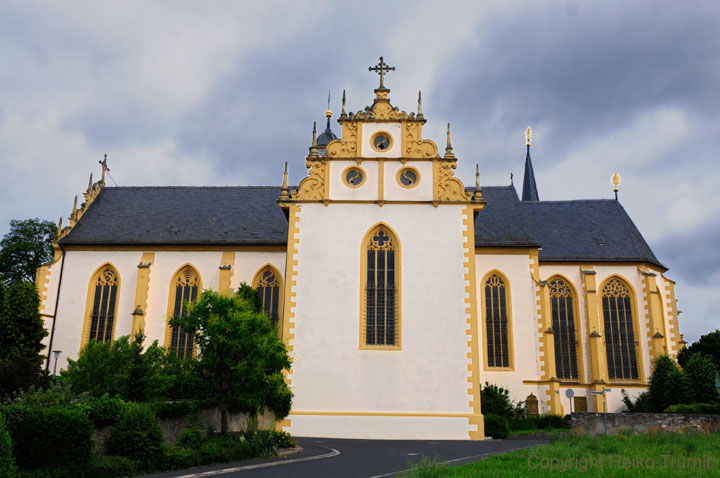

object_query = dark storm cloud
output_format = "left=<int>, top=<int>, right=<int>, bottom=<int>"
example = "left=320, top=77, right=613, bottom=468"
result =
left=656, top=216, right=720, bottom=286
left=431, top=1, right=720, bottom=171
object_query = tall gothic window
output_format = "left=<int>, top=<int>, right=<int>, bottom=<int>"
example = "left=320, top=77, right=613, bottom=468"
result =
left=167, top=266, right=200, bottom=359
left=84, top=265, right=119, bottom=344
left=602, top=277, right=639, bottom=381
left=549, top=277, right=580, bottom=380
left=362, top=226, right=400, bottom=348
left=484, top=272, right=511, bottom=368
left=254, top=265, right=282, bottom=326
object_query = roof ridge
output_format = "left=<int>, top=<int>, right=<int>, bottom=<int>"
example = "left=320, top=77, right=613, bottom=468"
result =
left=104, top=185, right=285, bottom=190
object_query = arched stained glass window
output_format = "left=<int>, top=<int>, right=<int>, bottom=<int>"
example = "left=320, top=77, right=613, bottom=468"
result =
left=168, top=266, right=200, bottom=359
left=549, top=277, right=579, bottom=381
left=602, top=277, right=639, bottom=381
left=362, top=226, right=400, bottom=347
left=85, top=265, right=119, bottom=344
left=254, top=266, right=282, bottom=326
left=484, top=273, right=511, bottom=368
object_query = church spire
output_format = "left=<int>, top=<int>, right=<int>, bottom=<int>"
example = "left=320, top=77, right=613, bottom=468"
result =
left=521, top=127, right=539, bottom=202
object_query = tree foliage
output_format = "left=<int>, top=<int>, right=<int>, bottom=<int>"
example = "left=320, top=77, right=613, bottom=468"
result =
left=678, top=329, right=720, bottom=370
left=648, top=355, right=686, bottom=412
left=0, top=282, right=48, bottom=396
left=0, top=218, right=57, bottom=284
left=683, top=352, right=719, bottom=404
left=175, top=286, right=292, bottom=434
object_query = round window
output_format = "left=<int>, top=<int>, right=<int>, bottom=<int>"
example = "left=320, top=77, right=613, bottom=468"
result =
left=396, top=167, right=420, bottom=188
left=342, top=166, right=366, bottom=188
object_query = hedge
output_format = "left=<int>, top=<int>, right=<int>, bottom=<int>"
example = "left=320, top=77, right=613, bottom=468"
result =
left=484, top=414, right=510, bottom=439
left=107, top=404, right=164, bottom=466
left=664, top=403, right=720, bottom=414
left=0, top=412, right=16, bottom=478
left=1, top=405, right=93, bottom=472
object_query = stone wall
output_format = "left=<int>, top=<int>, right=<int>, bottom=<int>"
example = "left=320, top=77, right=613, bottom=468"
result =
left=571, top=412, right=720, bottom=435
left=94, top=407, right=276, bottom=454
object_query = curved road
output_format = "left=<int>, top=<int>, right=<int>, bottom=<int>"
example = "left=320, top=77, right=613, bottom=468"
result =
left=144, top=436, right=549, bottom=478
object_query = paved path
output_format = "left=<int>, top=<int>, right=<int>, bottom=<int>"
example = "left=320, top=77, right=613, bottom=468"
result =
left=144, top=436, right=549, bottom=478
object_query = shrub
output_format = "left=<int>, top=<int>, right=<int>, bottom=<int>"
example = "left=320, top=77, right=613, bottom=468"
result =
left=621, top=389, right=651, bottom=412
left=0, top=413, right=16, bottom=478
left=107, top=404, right=164, bottom=466
left=150, top=398, right=216, bottom=419
left=88, top=455, right=140, bottom=478
left=536, top=414, right=570, bottom=429
left=480, top=383, right=515, bottom=418
left=2, top=405, right=93, bottom=472
left=483, top=413, right=510, bottom=439
left=244, top=429, right=278, bottom=457
left=176, top=427, right=206, bottom=449
left=649, top=355, right=688, bottom=412
left=664, top=403, right=720, bottom=414
left=272, top=430, right=296, bottom=448
left=81, top=394, right=128, bottom=427
left=683, top=353, right=719, bottom=404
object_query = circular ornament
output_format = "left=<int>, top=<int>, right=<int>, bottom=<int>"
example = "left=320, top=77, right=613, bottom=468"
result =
left=370, top=131, right=393, bottom=152
left=396, top=166, right=420, bottom=188
left=342, top=166, right=366, bottom=188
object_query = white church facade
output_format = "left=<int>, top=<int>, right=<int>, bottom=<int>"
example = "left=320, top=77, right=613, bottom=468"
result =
left=37, top=59, right=683, bottom=440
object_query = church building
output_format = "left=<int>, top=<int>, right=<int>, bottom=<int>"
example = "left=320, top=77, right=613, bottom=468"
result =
left=37, top=59, right=682, bottom=440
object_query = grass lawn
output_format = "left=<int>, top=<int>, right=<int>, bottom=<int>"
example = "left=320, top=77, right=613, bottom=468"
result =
left=401, top=432, right=720, bottom=478
left=507, top=427, right=568, bottom=436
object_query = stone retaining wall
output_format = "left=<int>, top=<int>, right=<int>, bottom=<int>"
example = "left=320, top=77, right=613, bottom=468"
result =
left=571, top=412, right=720, bottom=435
left=94, top=407, right=276, bottom=454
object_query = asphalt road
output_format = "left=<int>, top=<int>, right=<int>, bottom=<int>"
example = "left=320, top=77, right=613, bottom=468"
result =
left=144, top=436, right=549, bottom=478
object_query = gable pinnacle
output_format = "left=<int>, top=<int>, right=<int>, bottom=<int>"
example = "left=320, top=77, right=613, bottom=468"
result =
left=368, top=56, right=395, bottom=89
left=521, top=127, right=539, bottom=201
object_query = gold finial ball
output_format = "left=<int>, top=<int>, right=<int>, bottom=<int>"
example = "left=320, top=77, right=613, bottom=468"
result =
left=526, top=126, right=532, bottom=146
left=611, top=172, right=621, bottom=188
left=325, top=109, right=333, bottom=118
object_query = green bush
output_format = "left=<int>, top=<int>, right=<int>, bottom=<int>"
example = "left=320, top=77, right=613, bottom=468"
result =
left=176, top=427, right=206, bottom=449
left=664, top=403, right=720, bottom=414
left=480, top=383, right=515, bottom=417
left=483, top=413, right=510, bottom=439
left=649, top=355, right=689, bottom=412
left=0, top=413, right=16, bottom=478
left=683, top=353, right=719, bottom=404
left=87, top=455, right=141, bottom=478
left=80, top=394, right=128, bottom=427
left=536, top=414, right=570, bottom=429
left=107, top=404, right=164, bottom=466
left=2, top=405, right=93, bottom=472
left=150, top=398, right=216, bottom=419
left=621, top=389, right=652, bottom=412
left=272, top=430, right=296, bottom=448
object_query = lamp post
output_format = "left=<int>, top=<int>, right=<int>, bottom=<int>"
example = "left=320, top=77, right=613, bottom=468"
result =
left=52, top=350, right=62, bottom=377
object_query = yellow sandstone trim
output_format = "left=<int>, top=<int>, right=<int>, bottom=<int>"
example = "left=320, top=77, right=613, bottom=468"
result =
left=462, top=206, right=484, bottom=440
left=131, top=252, right=155, bottom=337
left=62, top=244, right=286, bottom=252
left=277, top=205, right=300, bottom=433
left=378, top=159, right=384, bottom=202
left=661, top=273, right=681, bottom=358
left=475, top=247, right=534, bottom=255
left=35, top=244, right=63, bottom=316
left=218, top=251, right=235, bottom=296
left=530, top=249, right=563, bottom=415
left=639, top=267, right=668, bottom=361
left=580, top=267, right=606, bottom=412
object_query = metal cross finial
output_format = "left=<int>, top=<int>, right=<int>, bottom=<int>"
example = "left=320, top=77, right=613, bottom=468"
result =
left=99, top=154, right=110, bottom=183
left=368, top=56, right=395, bottom=88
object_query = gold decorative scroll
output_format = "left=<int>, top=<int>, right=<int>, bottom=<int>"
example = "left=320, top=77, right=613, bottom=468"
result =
left=435, top=160, right=472, bottom=201
left=403, top=122, right=438, bottom=158
left=291, top=159, right=326, bottom=200
left=326, top=121, right=359, bottom=158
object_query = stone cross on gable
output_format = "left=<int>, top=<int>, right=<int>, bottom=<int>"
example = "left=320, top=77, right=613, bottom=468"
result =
left=368, top=56, right=395, bottom=89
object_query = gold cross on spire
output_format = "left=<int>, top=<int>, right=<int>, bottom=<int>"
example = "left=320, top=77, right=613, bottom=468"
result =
left=368, top=56, right=395, bottom=89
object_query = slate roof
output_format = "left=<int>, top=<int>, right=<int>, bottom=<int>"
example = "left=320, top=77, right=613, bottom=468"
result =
left=61, top=185, right=664, bottom=269
left=521, top=200, right=664, bottom=268
left=60, top=187, right=288, bottom=245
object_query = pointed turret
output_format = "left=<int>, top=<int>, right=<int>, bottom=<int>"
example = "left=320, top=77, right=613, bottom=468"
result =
left=521, top=127, right=539, bottom=202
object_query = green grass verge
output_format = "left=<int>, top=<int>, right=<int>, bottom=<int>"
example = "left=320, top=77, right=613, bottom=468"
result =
left=399, top=432, right=720, bottom=478
left=507, top=427, right=569, bottom=436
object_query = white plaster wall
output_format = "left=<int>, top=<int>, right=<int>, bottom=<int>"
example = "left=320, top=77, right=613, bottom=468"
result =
left=47, top=250, right=143, bottom=369
left=361, top=122, right=402, bottom=157
left=289, top=202, right=472, bottom=420
left=475, top=253, right=541, bottom=408
left=329, top=160, right=379, bottom=201
left=289, top=415, right=470, bottom=440
left=383, top=161, right=433, bottom=202
left=231, top=252, right=286, bottom=290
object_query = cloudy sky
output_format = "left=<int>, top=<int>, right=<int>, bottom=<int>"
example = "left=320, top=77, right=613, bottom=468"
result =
left=1, top=1, right=718, bottom=342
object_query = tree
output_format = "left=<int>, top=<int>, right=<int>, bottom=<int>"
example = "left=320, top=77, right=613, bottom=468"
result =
left=648, top=354, right=689, bottom=412
left=0, top=282, right=48, bottom=396
left=678, top=330, right=720, bottom=370
left=176, top=285, right=292, bottom=434
left=0, top=218, right=57, bottom=285
left=683, top=352, right=719, bottom=404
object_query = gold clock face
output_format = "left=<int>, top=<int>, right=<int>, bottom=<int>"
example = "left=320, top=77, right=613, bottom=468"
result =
left=343, top=166, right=366, bottom=188
left=370, top=131, right=393, bottom=152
